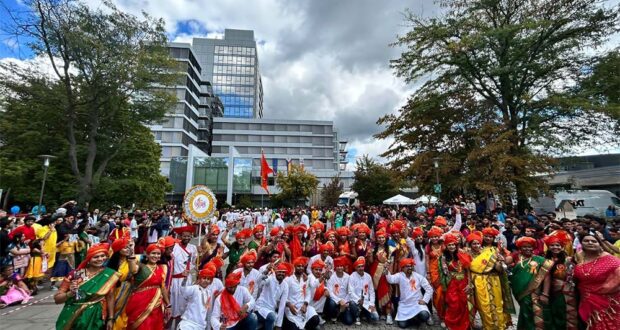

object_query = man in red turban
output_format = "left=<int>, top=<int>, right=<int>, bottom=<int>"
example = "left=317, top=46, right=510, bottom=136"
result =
left=284, top=257, right=320, bottom=330
left=349, top=256, right=379, bottom=324
left=211, top=271, right=257, bottom=330
left=385, top=257, right=433, bottom=328
left=170, top=225, right=198, bottom=321
left=325, top=256, right=355, bottom=325
left=255, top=258, right=290, bottom=330
left=177, top=261, right=222, bottom=330
left=307, top=258, right=329, bottom=319
left=233, top=250, right=261, bottom=299
left=307, top=242, right=335, bottom=274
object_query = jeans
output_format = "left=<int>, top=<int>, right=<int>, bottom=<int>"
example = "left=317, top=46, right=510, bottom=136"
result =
left=324, top=298, right=356, bottom=325
left=230, top=313, right=258, bottom=330
left=348, top=303, right=379, bottom=323
left=396, top=311, right=431, bottom=328
left=283, top=315, right=320, bottom=330
left=256, top=311, right=276, bottom=330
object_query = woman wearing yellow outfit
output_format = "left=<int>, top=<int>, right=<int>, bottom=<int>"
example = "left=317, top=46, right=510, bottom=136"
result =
left=107, top=237, right=136, bottom=330
left=467, top=229, right=515, bottom=330
left=35, top=216, right=60, bottom=270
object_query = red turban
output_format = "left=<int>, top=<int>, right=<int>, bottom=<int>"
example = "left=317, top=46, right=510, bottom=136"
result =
left=111, top=238, right=130, bottom=253
left=146, top=243, right=162, bottom=254
left=375, top=228, right=387, bottom=239
left=158, top=236, right=178, bottom=248
left=211, top=256, right=225, bottom=270
left=253, top=224, right=265, bottom=235
left=307, top=227, right=316, bottom=236
left=516, top=237, right=537, bottom=248
left=466, top=233, right=483, bottom=244
left=77, top=243, right=110, bottom=270
left=270, top=227, right=282, bottom=237
left=482, top=227, right=500, bottom=237
left=434, top=216, right=447, bottom=227
left=122, top=219, right=131, bottom=227
left=333, top=256, right=348, bottom=268
left=325, top=229, right=337, bottom=238
left=353, top=257, right=366, bottom=269
left=173, top=225, right=194, bottom=235
left=276, top=262, right=294, bottom=276
left=312, top=221, right=325, bottom=232
left=399, top=258, right=415, bottom=269
left=357, top=224, right=371, bottom=235
left=239, top=250, right=257, bottom=265
left=235, top=228, right=252, bottom=240
left=411, top=227, right=424, bottom=238
left=210, top=225, right=220, bottom=235
left=295, top=225, right=307, bottom=234
left=225, top=271, right=242, bottom=287
left=546, top=230, right=571, bottom=246
left=319, top=242, right=335, bottom=253
left=311, top=259, right=326, bottom=270
left=199, top=263, right=217, bottom=279
left=376, top=220, right=389, bottom=232
left=427, top=226, right=444, bottom=238
left=336, top=227, right=350, bottom=237
left=443, top=234, right=459, bottom=245
left=293, top=256, right=309, bottom=267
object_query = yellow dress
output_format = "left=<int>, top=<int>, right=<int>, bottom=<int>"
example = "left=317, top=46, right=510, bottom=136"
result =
left=36, top=225, right=57, bottom=268
left=470, top=247, right=510, bottom=329
left=25, top=252, right=44, bottom=279
left=112, top=259, right=131, bottom=330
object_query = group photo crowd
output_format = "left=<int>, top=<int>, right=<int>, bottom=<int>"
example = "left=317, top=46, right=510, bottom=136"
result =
left=0, top=201, right=619, bottom=330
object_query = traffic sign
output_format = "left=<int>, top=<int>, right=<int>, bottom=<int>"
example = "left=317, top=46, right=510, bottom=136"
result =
left=433, top=184, right=442, bottom=194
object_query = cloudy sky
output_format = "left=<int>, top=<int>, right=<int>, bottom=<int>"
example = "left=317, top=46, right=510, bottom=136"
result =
left=1, top=0, right=618, bottom=165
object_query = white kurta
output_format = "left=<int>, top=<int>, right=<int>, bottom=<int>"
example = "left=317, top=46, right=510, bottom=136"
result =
left=326, top=272, right=350, bottom=304
left=406, top=238, right=427, bottom=276
left=177, top=280, right=222, bottom=330
left=210, top=286, right=255, bottom=329
left=232, top=267, right=262, bottom=300
left=306, top=254, right=334, bottom=275
left=255, top=274, right=288, bottom=327
left=305, top=273, right=327, bottom=313
left=171, top=243, right=198, bottom=317
left=285, top=274, right=318, bottom=329
left=385, top=272, right=433, bottom=321
left=348, top=271, right=376, bottom=311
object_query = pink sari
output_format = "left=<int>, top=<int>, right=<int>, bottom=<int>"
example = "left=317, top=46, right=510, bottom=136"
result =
left=573, top=254, right=620, bottom=329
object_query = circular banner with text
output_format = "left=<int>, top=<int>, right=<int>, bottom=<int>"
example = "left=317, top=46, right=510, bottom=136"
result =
left=183, top=185, right=217, bottom=223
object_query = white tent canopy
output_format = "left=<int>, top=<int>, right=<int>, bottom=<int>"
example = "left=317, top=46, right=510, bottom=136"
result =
left=412, top=195, right=438, bottom=204
left=383, top=194, right=416, bottom=205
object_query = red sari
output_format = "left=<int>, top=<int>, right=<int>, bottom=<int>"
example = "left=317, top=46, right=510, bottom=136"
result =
left=573, top=254, right=620, bottom=330
left=125, top=264, right=166, bottom=330
left=441, top=253, right=472, bottom=330
left=427, top=244, right=445, bottom=320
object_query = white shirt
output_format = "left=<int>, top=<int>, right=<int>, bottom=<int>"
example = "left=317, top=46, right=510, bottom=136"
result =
left=232, top=267, right=262, bottom=300
left=210, top=286, right=255, bottom=330
left=327, top=272, right=350, bottom=304
left=170, top=243, right=198, bottom=317
left=386, top=271, right=433, bottom=321
left=178, top=281, right=222, bottom=330
left=255, top=274, right=288, bottom=327
left=273, top=217, right=285, bottom=229
left=305, top=273, right=327, bottom=313
left=301, top=214, right=310, bottom=227
left=130, top=219, right=138, bottom=239
left=348, top=271, right=376, bottom=311
left=306, top=254, right=334, bottom=275
left=243, top=214, right=253, bottom=228
left=406, top=238, right=426, bottom=276
left=284, top=274, right=318, bottom=329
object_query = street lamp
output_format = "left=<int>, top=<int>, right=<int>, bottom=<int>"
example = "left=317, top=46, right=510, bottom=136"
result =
left=432, top=157, right=440, bottom=198
left=37, top=155, right=56, bottom=217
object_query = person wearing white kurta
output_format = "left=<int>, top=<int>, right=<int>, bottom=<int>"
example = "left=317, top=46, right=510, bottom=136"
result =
left=284, top=269, right=320, bottom=330
left=177, top=277, right=223, bottom=330
left=255, top=273, right=288, bottom=330
left=232, top=266, right=261, bottom=300
left=348, top=270, right=380, bottom=323
left=273, top=215, right=285, bottom=229
left=305, top=272, right=328, bottom=314
left=210, top=285, right=257, bottom=330
left=170, top=238, right=198, bottom=319
left=385, top=263, right=433, bottom=328
left=325, top=270, right=357, bottom=325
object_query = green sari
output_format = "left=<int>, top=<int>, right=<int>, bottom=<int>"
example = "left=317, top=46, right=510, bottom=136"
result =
left=510, top=255, right=553, bottom=330
left=56, top=267, right=120, bottom=330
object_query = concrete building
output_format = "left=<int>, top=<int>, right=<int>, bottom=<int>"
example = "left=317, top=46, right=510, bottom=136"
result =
left=191, top=29, right=264, bottom=118
left=546, top=154, right=620, bottom=197
left=148, top=43, right=223, bottom=177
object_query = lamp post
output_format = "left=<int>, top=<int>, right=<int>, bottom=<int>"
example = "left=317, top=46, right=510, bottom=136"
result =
left=37, top=155, right=56, bottom=217
left=432, top=157, right=440, bottom=199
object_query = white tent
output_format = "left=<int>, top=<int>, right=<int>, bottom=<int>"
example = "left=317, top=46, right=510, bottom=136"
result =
left=383, top=194, right=416, bottom=205
left=412, top=195, right=438, bottom=204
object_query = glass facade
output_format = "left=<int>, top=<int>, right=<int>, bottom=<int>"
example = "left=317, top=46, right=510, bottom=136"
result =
left=212, top=45, right=258, bottom=118
left=191, top=157, right=252, bottom=193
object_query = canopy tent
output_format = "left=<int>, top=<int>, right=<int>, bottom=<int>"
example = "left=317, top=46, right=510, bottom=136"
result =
left=383, top=194, right=416, bottom=205
left=412, top=195, right=438, bottom=204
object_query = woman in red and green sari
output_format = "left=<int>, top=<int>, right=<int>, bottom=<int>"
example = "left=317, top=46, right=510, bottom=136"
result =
left=368, top=228, right=395, bottom=324
left=54, top=243, right=121, bottom=330
left=439, top=234, right=472, bottom=330
left=510, top=237, right=554, bottom=330
left=542, top=233, right=578, bottom=330
left=125, top=243, right=171, bottom=330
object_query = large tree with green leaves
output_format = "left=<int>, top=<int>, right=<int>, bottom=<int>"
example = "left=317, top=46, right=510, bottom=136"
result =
left=275, top=164, right=319, bottom=206
left=378, top=0, right=620, bottom=211
left=352, top=155, right=401, bottom=205
left=0, top=0, right=178, bottom=207
left=321, top=176, right=344, bottom=206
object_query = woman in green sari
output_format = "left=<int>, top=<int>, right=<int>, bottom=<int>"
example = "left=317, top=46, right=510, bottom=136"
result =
left=510, top=237, right=554, bottom=330
left=54, top=243, right=120, bottom=330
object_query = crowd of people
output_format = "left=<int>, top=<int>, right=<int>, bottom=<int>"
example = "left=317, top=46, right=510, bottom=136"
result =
left=0, top=200, right=619, bottom=330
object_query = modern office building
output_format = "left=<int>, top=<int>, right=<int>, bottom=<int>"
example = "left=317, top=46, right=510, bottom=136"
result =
left=191, top=29, right=264, bottom=118
left=149, top=43, right=224, bottom=177
left=168, top=117, right=353, bottom=205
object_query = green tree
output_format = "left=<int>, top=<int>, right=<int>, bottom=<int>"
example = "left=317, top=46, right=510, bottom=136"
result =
left=275, top=164, right=319, bottom=206
left=352, top=155, right=401, bottom=205
left=1, top=0, right=178, bottom=207
left=379, top=0, right=619, bottom=212
left=321, top=176, right=344, bottom=206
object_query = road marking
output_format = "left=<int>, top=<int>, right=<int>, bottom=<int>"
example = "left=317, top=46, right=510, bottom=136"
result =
left=0, top=293, right=53, bottom=316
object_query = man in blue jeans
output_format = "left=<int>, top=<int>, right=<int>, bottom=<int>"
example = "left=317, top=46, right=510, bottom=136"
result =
left=254, top=262, right=289, bottom=330
left=324, top=256, right=356, bottom=325
left=210, top=271, right=257, bottom=330
left=386, top=258, right=433, bottom=329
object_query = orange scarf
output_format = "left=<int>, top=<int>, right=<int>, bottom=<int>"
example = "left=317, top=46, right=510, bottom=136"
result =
left=313, top=281, right=325, bottom=301
left=220, top=290, right=241, bottom=326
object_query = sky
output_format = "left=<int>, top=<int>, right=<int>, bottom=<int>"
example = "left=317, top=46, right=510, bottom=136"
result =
left=1, top=0, right=619, bottom=167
